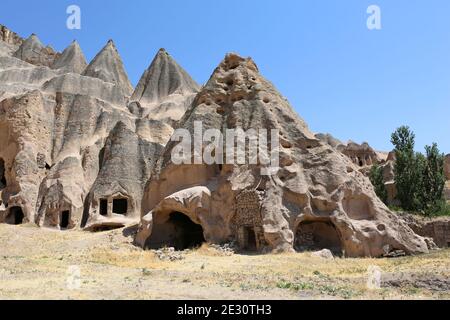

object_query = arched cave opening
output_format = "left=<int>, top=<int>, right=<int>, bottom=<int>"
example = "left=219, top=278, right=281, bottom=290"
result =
left=358, top=157, right=363, bottom=167
left=145, top=212, right=206, bottom=251
left=6, top=206, right=24, bottom=225
left=295, top=221, right=343, bottom=256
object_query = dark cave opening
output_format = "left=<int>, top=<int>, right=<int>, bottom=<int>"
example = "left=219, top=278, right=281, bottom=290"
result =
left=145, top=212, right=206, bottom=251
left=0, top=158, right=6, bottom=189
left=112, top=198, right=127, bottom=215
left=99, top=199, right=108, bottom=216
left=243, top=226, right=257, bottom=251
left=60, top=210, right=70, bottom=229
left=7, top=206, right=24, bottom=225
left=295, top=221, right=343, bottom=256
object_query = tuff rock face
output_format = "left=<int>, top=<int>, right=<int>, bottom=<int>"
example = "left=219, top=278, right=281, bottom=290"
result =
left=130, top=48, right=200, bottom=125
left=135, top=53, right=429, bottom=257
left=0, top=26, right=429, bottom=257
left=0, top=26, right=196, bottom=231
left=52, top=41, right=87, bottom=74
left=83, top=40, right=133, bottom=96
left=13, top=34, right=60, bottom=67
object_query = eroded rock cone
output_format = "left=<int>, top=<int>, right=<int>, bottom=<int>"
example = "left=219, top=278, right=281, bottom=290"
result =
left=52, top=40, right=87, bottom=74
left=83, top=40, right=133, bottom=96
left=130, top=48, right=200, bottom=124
left=137, top=53, right=429, bottom=257
left=13, top=34, right=59, bottom=67
left=83, top=121, right=163, bottom=230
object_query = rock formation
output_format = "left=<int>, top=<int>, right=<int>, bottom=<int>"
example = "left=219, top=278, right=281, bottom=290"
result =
left=83, top=40, right=133, bottom=96
left=13, top=34, right=60, bottom=67
left=0, top=25, right=431, bottom=257
left=401, top=213, right=450, bottom=248
left=0, top=25, right=196, bottom=231
left=52, top=41, right=87, bottom=74
left=130, top=48, right=200, bottom=125
left=337, top=141, right=385, bottom=168
left=135, top=53, right=428, bottom=257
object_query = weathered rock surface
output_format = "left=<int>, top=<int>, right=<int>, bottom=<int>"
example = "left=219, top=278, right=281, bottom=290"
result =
left=0, top=26, right=433, bottom=257
left=130, top=48, right=200, bottom=125
left=314, top=133, right=342, bottom=149
left=51, top=41, right=87, bottom=74
left=0, top=25, right=23, bottom=57
left=400, top=213, right=450, bottom=248
left=83, top=40, right=133, bottom=96
left=311, top=249, right=334, bottom=259
left=136, top=53, right=429, bottom=257
left=337, top=141, right=382, bottom=168
left=0, top=26, right=193, bottom=231
left=83, top=121, right=163, bottom=230
left=13, top=34, right=59, bottom=67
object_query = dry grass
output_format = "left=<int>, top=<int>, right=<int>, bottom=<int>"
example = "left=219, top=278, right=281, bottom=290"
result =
left=0, top=224, right=449, bottom=300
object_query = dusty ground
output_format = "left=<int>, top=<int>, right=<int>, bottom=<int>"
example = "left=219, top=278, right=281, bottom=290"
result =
left=0, top=224, right=449, bottom=300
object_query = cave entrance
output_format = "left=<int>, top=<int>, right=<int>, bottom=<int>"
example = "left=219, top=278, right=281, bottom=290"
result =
left=358, top=157, right=363, bottom=167
left=99, top=199, right=108, bottom=216
left=113, top=198, right=127, bottom=215
left=243, top=226, right=257, bottom=251
left=60, top=211, right=70, bottom=230
left=0, top=158, right=6, bottom=189
left=145, top=212, right=206, bottom=251
left=7, top=207, right=24, bottom=225
left=295, top=221, right=343, bottom=255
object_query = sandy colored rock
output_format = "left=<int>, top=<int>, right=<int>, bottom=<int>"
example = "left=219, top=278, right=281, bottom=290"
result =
left=137, top=53, right=428, bottom=257
left=130, top=48, right=200, bottom=125
left=337, top=141, right=381, bottom=167
left=51, top=41, right=87, bottom=74
left=13, top=34, right=59, bottom=67
left=401, top=213, right=450, bottom=248
left=0, top=25, right=435, bottom=258
left=311, top=249, right=334, bottom=259
left=83, top=40, right=133, bottom=96
left=0, top=26, right=190, bottom=231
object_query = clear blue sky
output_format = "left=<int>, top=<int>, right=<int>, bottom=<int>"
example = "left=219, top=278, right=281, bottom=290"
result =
left=1, top=0, right=449, bottom=153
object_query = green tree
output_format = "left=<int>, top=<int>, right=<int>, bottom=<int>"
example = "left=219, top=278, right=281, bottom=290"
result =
left=420, top=143, right=446, bottom=214
left=391, top=126, right=423, bottom=211
left=369, top=164, right=388, bottom=204
left=390, top=126, right=447, bottom=216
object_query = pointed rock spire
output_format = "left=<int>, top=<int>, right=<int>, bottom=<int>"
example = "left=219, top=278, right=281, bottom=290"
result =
left=52, top=40, right=87, bottom=74
left=83, top=40, right=133, bottom=95
left=13, top=34, right=59, bottom=66
left=131, top=48, right=199, bottom=105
